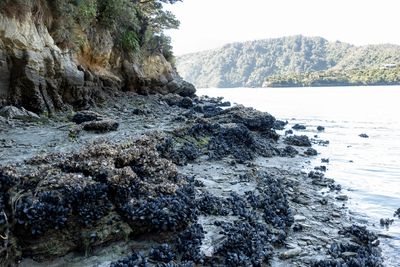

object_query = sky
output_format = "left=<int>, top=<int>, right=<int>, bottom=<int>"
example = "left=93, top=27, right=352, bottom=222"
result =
left=165, top=0, right=400, bottom=55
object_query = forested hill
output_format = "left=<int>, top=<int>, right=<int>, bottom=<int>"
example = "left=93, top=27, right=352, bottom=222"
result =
left=176, top=35, right=400, bottom=88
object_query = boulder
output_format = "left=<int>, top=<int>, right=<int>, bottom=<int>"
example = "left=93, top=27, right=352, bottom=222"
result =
left=273, top=120, right=288, bottom=130
left=0, top=105, right=40, bottom=120
left=163, top=94, right=193, bottom=109
left=72, top=110, right=104, bottom=124
left=214, top=105, right=276, bottom=132
left=292, top=124, right=306, bottom=130
left=305, top=148, right=318, bottom=156
left=167, top=77, right=196, bottom=97
left=82, top=119, right=119, bottom=132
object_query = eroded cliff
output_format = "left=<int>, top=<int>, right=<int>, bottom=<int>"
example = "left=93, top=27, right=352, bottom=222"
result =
left=0, top=4, right=194, bottom=114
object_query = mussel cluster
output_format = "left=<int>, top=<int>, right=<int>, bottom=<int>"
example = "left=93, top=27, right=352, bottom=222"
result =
left=196, top=192, right=229, bottom=216
left=0, top=171, right=14, bottom=226
left=16, top=191, right=70, bottom=236
left=0, top=135, right=199, bottom=262
left=314, top=225, right=383, bottom=267
left=70, top=183, right=111, bottom=227
left=121, top=192, right=197, bottom=233
left=213, top=220, right=273, bottom=266
left=174, top=223, right=203, bottom=263
left=110, top=252, right=148, bottom=267
left=149, top=244, right=176, bottom=263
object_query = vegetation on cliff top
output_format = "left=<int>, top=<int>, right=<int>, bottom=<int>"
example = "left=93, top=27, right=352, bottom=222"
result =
left=0, top=0, right=181, bottom=62
left=176, top=35, right=400, bottom=88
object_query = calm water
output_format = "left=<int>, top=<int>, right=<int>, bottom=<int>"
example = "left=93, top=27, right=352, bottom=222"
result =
left=199, top=86, right=400, bottom=266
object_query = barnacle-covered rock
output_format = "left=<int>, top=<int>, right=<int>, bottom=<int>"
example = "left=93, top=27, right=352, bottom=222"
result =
left=210, top=105, right=276, bottom=132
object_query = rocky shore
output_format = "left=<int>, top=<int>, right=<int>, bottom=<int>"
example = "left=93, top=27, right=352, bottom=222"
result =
left=0, top=92, right=384, bottom=266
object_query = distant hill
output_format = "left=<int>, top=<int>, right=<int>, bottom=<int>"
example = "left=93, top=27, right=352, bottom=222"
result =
left=176, top=35, right=400, bottom=88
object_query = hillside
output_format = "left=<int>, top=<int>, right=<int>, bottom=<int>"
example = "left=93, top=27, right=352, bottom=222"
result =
left=176, top=35, right=400, bottom=88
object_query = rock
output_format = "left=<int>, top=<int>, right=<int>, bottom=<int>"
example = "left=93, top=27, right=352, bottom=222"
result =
left=332, top=212, right=341, bottom=218
left=314, top=166, right=327, bottom=172
left=193, top=104, right=223, bottom=117
left=308, top=171, right=324, bottom=179
left=379, top=218, right=394, bottom=227
left=317, top=126, right=325, bottom=131
left=320, top=198, right=328, bottom=205
left=359, top=133, right=369, bottom=138
left=305, top=148, right=318, bottom=156
left=294, top=215, right=307, bottom=222
left=166, top=76, right=196, bottom=97
left=394, top=208, right=400, bottom=218
left=292, top=124, right=306, bottom=130
left=280, top=145, right=299, bottom=157
left=164, top=94, right=193, bottom=109
left=335, top=195, right=348, bottom=201
left=321, top=158, right=329, bottom=163
left=285, top=129, right=293, bottom=135
left=279, top=248, right=302, bottom=259
left=292, top=223, right=303, bottom=232
left=132, top=108, right=150, bottom=115
left=0, top=105, right=40, bottom=120
left=213, top=105, right=276, bottom=132
left=284, top=135, right=312, bottom=147
left=82, top=119, right=119, bottom=132
left=72, top=110, right=104, bottom=124
left=273, top=120, right=287, bottom=130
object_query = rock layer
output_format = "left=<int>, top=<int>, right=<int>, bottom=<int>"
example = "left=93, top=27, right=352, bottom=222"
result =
left=0, top=13, right=195, bottom=114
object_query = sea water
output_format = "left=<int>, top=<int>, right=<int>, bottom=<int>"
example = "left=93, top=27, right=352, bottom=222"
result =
left=199, top=86, right=400, bottom=266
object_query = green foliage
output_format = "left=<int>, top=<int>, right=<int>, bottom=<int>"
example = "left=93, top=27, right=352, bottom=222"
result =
left=96, top=0, right=126, bottom=28
left=177, top=35, right=400, bottom=88
left=47, top=0, right=78, bottom=49
left=121, top=31, right=141, bottom=54
left=0, top=0, right=179, bottom=61
left=76, top=0, right=97, bottom=28
left=264, top=67, right=400, bottom=87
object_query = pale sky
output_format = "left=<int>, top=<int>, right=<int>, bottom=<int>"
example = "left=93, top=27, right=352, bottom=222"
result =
left=165, top=0, right=400, bottom=55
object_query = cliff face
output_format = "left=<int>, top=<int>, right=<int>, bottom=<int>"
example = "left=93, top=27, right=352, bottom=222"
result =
left=0, top=12, right=194, bottom=114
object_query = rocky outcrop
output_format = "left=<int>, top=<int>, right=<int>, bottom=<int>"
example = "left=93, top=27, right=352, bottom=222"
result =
left=0, top=12, right=195, bottom=114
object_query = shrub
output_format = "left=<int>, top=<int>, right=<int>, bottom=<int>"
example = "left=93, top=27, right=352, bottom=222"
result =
left=121, top=30, right=141, bottom=54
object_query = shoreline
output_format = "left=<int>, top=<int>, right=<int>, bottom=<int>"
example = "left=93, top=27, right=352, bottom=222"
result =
left=0, top=93, right=383, bottom=266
